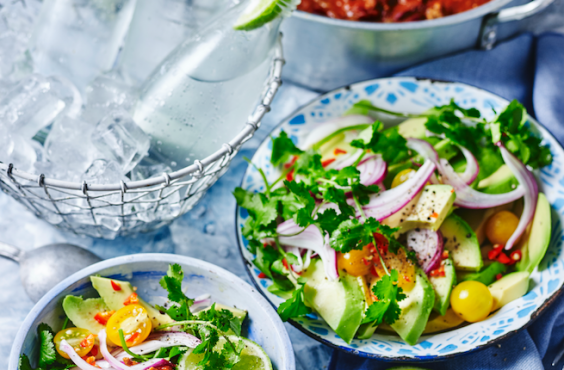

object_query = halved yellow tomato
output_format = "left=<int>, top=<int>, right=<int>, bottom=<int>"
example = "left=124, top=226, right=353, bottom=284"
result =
left=106, top=304, right=152, bottom=347
left=54, top=327, right=94, bottom=359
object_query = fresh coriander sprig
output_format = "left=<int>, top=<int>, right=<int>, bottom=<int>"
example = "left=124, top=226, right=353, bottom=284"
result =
left=118, top=329, right=151, bottom=362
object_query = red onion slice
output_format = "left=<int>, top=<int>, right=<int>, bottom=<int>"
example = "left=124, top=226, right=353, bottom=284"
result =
left=457, top=145, right=479, bottom=185
left=360, top=160, right=436, bottom=221
left=301, top=114, right=374, bottom=149
left=497, top=142, right=538, bottom=250
left=285, top=245, right=304, bottom=272
left=407, top=138, right=525, bottom=209
left=59, top=340, right=103, bottom=370
left=277, top=221, right=339, bottom=280
left=406, top=229, right=444, bottom=273
left=328, top=149, right=364, bottom=170
left=113, top=332, right=202, bottom=359
left=191, top=295, right=212, bottom=313
left=358, top=155, right=387, bottom=186
left=98, top=329, right=174, bottom=370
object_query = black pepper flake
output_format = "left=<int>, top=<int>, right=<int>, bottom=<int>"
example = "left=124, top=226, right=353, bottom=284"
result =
left=466, top=233, right=471, bottom=238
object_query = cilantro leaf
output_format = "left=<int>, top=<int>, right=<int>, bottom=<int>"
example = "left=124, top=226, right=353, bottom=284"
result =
left=351, top=124, right=410, bottom=165
left=315, top=208, right=348, bottom=236
left=37, top=323, right=56, bottom=368
left=329, top=219, right=373, bottom=253
left=159, top=264, right=190, bottom=304
left=234, top=188, right=278, bottom=227
left=18, top=354, right=34, bottom=370
left=271, top=131, right=303, bottom=166
left=362, top=269, right=406, bottom=326
left=322, top=187, right=355, bottom=218
left=351, top=183, right=380, bottom=206
left=277, top=284, right=312, bottom=321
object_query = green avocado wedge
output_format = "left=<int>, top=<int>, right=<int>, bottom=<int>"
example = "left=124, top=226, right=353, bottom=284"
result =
left=62, top=296, right=108, bottom=334
left=429, top=257, right=456, bottom=316
left=440, top=214, right=483, bottom=271
left=390, top=268, right=435, bottom=345
left=301, top=259, right=365, bottom=344
left=516, top=193, right=552, bottom=273
left=90, top=276, right=174, bottom=328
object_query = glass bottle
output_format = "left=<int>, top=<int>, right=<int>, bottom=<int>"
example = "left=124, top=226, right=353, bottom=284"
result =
left=132, top=0, right=295, bottom=169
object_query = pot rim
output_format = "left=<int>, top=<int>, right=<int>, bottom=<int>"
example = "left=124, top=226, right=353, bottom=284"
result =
left=292, top=0, right=515, bottom=30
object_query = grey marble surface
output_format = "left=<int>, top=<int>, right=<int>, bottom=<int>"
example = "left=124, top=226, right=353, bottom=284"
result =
left=2, top=4, right=564, bottom=365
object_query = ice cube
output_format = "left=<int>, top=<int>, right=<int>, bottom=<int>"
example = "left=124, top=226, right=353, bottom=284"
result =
left=130, top=161, right=171, bottom=182
left=91, top=110, right=150, bottom=174
left=81, top=73, right=137, bottom=125
left=0, top=0, right=40, bottom=78
left=84, top=159, right=125, bottom=185
left=30, top=0, right=138, bottom=90
left=0, top=133, right=37, bottom=172
left=45, top=116, right=99, bottom=175
left=0, top=74, right=80, bottom=139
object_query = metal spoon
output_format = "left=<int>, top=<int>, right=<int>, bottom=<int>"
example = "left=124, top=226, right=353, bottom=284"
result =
left=0, top=241, right=102, bottom=302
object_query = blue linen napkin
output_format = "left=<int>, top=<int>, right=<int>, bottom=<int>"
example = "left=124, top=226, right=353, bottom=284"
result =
left=328, top=32, right=564, bottom=370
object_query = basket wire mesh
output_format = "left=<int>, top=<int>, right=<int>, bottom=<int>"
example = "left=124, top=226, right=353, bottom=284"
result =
left=0, top=35, right=285, bottom=239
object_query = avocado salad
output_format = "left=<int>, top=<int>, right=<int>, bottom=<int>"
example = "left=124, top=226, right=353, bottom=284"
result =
left=19, top=264, right=272, bottom=370
left=235, top=99, right=553, bottom=345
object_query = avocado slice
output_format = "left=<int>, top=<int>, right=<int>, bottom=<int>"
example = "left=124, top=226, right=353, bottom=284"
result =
left=397, top=118, right=428, bottom=139
left=516, top=193, right=552, bottom=273
left=390, top=268, right=435, bottom=345
left=384, top=185, right=455, bottom=233
left=429, top=257, right=456, bottom=316
left=302, top=259, right=365, bottom=344
left=423, top=308, right=464, bottom=334
left=460, top=262, right=507, bottom=286
left=440, top=214, right=483, bottom=271
left=90, top=276, right=174, bottom=328
left=489, top=271, right=530, bottom=311
left=62, top=296, right=108, bottom=334
left=477, top=165, right=519, bottom=194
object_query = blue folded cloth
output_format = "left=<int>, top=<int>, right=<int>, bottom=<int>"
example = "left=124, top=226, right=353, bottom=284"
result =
left=328, top=32, right=564, bottom=370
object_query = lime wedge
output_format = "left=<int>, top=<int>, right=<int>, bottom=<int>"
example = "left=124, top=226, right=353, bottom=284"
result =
left=178, top=336, right=273, bottom=370
left=234, top=0, right=298, bottom=31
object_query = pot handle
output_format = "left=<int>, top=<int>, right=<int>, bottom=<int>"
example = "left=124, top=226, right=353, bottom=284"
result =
left=479, top=0, right=555, bottom=49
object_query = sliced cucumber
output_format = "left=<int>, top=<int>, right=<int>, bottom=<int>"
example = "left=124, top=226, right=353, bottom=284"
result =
left=429, top=257, right=456, bottom=316
left=440, top=214, right=483, bottom=271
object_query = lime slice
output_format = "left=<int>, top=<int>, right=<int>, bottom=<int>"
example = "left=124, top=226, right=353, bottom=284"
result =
left=178, top=336, right=272, bottom=370
left=234, top=0, right=298, bottom=31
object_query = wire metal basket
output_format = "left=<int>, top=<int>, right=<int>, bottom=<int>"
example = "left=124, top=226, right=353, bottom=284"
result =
left=0, top=36, right=284, bottom=239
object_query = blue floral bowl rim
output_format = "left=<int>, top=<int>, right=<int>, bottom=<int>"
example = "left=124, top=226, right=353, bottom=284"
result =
left=8, top=253, right=296, bottom=370
left=234, top=76, right=564, bottom=362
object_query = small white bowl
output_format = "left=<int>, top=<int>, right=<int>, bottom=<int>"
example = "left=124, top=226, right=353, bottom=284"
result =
left=8, top=253, right=295, bottom=370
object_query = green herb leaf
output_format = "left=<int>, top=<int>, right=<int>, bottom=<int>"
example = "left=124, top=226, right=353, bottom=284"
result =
left=329, top=219, right=372, bottom=253
left=315, top=208, right=348, bottom=236
left=234, top=188, right=278, bottom=228
left=271, top=131, right=303, bottom=166
left=277, top=284, right=312, bottom=321
left=18, top=354, right=34, bottom=370
left=362, top=269, right=406, bottom=326
left=351, top=124, right=410, bottom=165
left=37, top=323, right=56, bottom=368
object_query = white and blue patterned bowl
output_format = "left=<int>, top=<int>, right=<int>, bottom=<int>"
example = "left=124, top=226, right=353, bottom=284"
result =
left=235, top=77, right=564, bottom=360
left=8, top=254, right=295, bottom=370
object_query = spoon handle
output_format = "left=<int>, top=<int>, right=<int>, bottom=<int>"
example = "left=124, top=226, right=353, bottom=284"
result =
left=0, top=241, right=22, bottom=263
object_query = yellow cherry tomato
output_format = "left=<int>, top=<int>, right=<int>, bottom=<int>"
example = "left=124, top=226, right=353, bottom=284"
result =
left=54, top=327, right=94, bottom=359
left=106, top=304, right=152, bottom=347
left=485, top=210, right=520, bottom=246
left=391, top=169, right=416, bottom=189
left=338, top=245, right=373, bottom=277
left=450, top=281, right=493, bottom=322
left=372, top=246, right=416, bottom=291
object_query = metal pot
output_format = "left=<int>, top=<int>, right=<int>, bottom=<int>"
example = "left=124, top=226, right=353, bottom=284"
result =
left=281, top=0, right=555, bottom=91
